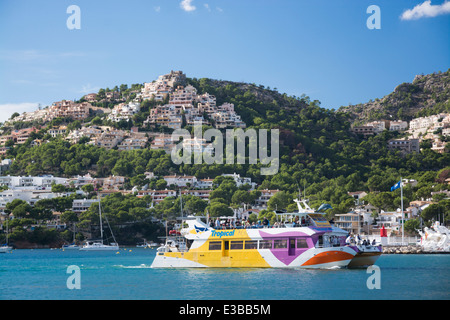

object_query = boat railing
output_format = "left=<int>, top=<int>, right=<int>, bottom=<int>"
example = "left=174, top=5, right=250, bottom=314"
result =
left=207, top=220, right=314, bottom=230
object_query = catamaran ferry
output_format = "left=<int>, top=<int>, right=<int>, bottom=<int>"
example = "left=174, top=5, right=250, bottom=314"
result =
left=151, top=199, right=363, bottom=269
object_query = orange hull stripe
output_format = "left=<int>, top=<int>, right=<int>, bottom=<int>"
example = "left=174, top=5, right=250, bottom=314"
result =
left=302, top=251, right=354, bottom=266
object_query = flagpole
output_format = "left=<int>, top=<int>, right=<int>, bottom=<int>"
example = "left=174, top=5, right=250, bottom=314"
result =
left=400, top=177, right=404, bottom=246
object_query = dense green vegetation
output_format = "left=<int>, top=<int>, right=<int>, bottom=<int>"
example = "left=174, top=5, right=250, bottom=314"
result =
left=1, top=75, right=449, bottom=246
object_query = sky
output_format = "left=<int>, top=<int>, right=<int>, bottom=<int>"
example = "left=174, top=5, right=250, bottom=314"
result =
left=0, top=0, right=449, bottom=122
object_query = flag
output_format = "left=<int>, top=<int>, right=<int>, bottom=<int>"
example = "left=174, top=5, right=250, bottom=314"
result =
left=390, top=180, right=401, bottom=192
left=317, top=203, right=333, bottom=212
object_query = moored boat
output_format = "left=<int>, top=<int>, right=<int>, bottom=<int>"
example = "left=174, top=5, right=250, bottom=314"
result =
left=0, top=245, right=13, bottom=253
left=79, top=192, right=119, bottom=251
left=62, top=243, right=81, bottom=250
left=79, top=240, right=119, bottom=251
left=347, top=243, right=382, bottom=268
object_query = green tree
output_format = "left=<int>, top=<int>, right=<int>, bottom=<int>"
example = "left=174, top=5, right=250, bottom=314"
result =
left=208, top=202, right=233, bottom=217
left=267, top=191, right=291, bottom=211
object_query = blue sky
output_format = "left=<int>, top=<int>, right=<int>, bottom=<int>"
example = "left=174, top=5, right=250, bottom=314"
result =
left=0, top=0, right=449, bottom=122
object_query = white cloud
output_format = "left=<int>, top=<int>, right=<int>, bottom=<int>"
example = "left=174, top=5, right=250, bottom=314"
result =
left=79, top=84, right=100, bottom=94
left=400, top=0, right=450, bottom=20
left=204, top=4, right=211, bottom=12
left=180, top=0, right=196, bottom=12
left=154, top=6, right=161, bottom=13
left=0, top=102, right=41, bottom=123
left=0, top=50, right=86, bottom=62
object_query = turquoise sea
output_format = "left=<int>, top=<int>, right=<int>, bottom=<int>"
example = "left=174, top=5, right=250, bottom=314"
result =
left=0, top=248, right=448, bottom=300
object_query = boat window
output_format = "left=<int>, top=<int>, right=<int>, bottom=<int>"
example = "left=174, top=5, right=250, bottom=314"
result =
left=230, top=241, right=243, bottom=250
left=244, top=240, right=258, bottom=250
left=259, top=240, right=272, bottom=249
left=297, top=238, right=308, bottom=248
left=274, top=239, right=287, bottom=249
left=290, top=238, right=295, bottom=249
left=209, top=241, right=222, bottom=250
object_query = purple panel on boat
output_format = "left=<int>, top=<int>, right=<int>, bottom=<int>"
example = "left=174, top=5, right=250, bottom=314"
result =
left=258, top=230, right=310, bottom=266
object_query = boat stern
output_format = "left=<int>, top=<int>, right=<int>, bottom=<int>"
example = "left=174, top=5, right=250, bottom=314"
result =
left=300, top=246, right=356, bottom=269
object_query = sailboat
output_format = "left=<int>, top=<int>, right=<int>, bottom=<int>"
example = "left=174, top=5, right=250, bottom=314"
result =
left=62, top=222, right=80, bottom=250
left=80, top=194, right=119, bottom=251
left=0, top=216, right=13, bottom=253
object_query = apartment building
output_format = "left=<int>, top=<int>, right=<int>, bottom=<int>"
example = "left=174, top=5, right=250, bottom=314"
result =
left=0, top=175, right=68, bottom=190
left=431, top=139, right=447, bottom=154
left=66, top=126, right=102, bottom=144
left=181, top=137, right=214, bottom=156
left=136, top=189, right=178, bottom=204
left=181, top=189, right=212, bottom=202
left=334, top=212, right=363, bottom=234
left=150, top=133, right=176, bottom=154
left=163, top=175, right=198, bottom=188
left=389, top=120, right=408, bottom=131
left=351, top=126, right=374, bottom=137
left=388, top=138, right=420, bottom=154
left=254, top=189, right=280, bottom=208
left=140, top=71, right=185, bottom=100
left=45, top=100, right=91, bottom=121
left=83, top=93, right=97, bottom=102
left=7, top=108, right=48, bottom=124
left=196, top=178, right=214, bottom=189
left=144, top=105, right=183, bottom=129
left=48, top=126, right=67, bottom=137
left=409, top=113, right=448, bottom=130
left=107, top=102, right=141, bottom=122
left=117, top=133, right=148, bottom=150
left=222, top=173, right=257, bottom=190
left=72, top=198, right=99, bottom=213
left=169, top=85, right=197, bottom=106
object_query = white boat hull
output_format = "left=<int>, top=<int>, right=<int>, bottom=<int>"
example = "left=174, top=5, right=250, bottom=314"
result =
left=79, top=242, right=119, bottom=251
left=0, top=246, right=13, bottom=253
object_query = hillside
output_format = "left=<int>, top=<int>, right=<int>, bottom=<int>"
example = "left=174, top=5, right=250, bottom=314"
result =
left=339, top=69, right=450, bottom=123
left=1, top=71, right=449, bottom=216
left=1, top=70, right=449, bottom=248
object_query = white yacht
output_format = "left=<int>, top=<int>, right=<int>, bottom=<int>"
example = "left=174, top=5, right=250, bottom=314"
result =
left=80, top=194, right=119, bottom=251
left=0, top=217, right=13, bottom=253
left=79, top=240, right=119, bottom=251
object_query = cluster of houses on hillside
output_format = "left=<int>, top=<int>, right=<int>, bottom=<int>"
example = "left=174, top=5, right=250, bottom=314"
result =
left=335, top=184, right=450, bottom=237
left=66, top=125, right=149, bottom=150
left=0, top=71, right=247, bottom=156
left=140, top=71, right=246, bottom=129
left=1, top=167, right=448, bottom=237
left=351, top=113, right=450, bottom=154
left=0, top=127, right=38, bottom=155
left=0, top=170, right=279, bottom=229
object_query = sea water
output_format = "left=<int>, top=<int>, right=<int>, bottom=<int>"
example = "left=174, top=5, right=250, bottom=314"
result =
left=0, top=248, right=448, bottom=300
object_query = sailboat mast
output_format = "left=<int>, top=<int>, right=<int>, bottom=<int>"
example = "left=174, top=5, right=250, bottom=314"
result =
left=98, top=192, right=103, bottom=243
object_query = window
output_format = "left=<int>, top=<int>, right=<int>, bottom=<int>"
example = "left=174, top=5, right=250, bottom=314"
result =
left=259, top=240, right=272, bottom=249
left=297, top=238, right=308, bottom=248
left=209, top=241, right=221, bottom=250
left=230, top=241, right=243, bottom=250
left=245, top=240, right=258, bottom=250
left=274, top=239, right=287, bottom=249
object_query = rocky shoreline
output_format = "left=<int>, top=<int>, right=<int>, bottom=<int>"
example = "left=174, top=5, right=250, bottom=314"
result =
left=383, top=245, right=450, bottom=254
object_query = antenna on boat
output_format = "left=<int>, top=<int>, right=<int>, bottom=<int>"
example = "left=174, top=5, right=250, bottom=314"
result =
left=179, top=187, right=183, bottom=218
left=304, top=181, right=306, bottom=199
